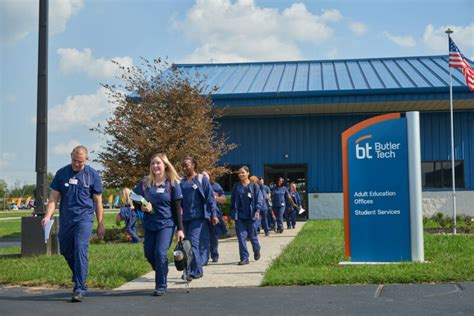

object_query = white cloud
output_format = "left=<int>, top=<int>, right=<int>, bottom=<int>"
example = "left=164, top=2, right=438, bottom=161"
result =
left=5, top=95, right=17, bottom=104
left=326, top=48, right=338, bottom=59
left=0, top=153, right=16, bottom=169
left=0, top=0, right=83, bottom=45
left=53, top=140, right=101, bottom=156
left=57, top=48, right=134, bottom=79
left=384, top=32, right=416, bottom=47
left=53, top=140, right=81, bottom=155
left=176, top=0, right=342, bottom=63
left=423, top=23, right=474, bottom=52
left=349, top=22, right=367, bottom=36
left=43, top=87, right=115, bottom=132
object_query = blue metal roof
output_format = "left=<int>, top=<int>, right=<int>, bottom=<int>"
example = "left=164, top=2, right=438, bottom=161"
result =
left=173, top=55, right=473, bottom=98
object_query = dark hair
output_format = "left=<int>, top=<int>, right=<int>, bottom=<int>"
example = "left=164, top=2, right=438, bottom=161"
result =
left=276, top=176, right=284, bottom=186
left=239, top=165, right=250, bottom=173
left=182, top=156, right=198, bottom=171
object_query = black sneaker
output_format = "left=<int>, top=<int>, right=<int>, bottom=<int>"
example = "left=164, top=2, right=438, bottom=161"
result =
left=153, top=290, right=165, bottom=296
left=212, top=258, right=219, bottom=263
left=191, top=273, right=203, bottom=279
left=71, top=291, right=84, bottom=303
left=254, top=252, right=261, bottom=261
left=265, top=232, right=269, bottom=236
left=238, top=259, right=249, bottom=265
left=181, top=273, right=192, bottom=282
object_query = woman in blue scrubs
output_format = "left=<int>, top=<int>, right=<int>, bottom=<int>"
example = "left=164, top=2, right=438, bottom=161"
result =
left=180, top=157, right=217, bottom=280
left=287, top=182, right=302, bottom=229
left=271, top=177, right=296, bottom=233
left=230, top=166, right=263, bottom=265
left=134, top=153, right=184, bottom=296
left=115, top=188, right=141, bottom=243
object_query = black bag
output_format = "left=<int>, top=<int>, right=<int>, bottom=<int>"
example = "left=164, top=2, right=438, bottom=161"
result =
left=173, top=239, right=193, bottom=271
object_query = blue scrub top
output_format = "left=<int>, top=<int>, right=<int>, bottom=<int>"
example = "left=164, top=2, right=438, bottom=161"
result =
left=50, top=164, right=103, bottom=224
left=290, top=191, right=301, bottom=207
left=235, top=184, right=253, bottom=219
left=272, top=185, right=290, bottom=208
left=134, top=178, right=183, bottom=231
left=211, top=182, right=225, bottom=214
left=180, top=175, right=216, bottom=222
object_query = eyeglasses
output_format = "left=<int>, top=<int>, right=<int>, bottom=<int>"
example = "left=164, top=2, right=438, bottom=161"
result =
left=71, top=158, right=87, bottom=165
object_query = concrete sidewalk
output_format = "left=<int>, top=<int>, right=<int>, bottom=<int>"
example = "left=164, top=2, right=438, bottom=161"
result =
left=115, top=223, right=303, bottom=291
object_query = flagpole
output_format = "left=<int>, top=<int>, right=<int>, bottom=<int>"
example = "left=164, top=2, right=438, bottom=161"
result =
left=446, top=28, right=457, bottom=235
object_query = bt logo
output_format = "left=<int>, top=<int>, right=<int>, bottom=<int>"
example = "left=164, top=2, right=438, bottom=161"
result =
left=356, top=143, right=373, bottom=159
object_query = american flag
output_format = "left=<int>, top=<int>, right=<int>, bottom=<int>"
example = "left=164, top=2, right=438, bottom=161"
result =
left=449, top=37, right=474, bottom=92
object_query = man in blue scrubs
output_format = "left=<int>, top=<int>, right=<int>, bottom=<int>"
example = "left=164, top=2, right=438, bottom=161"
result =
left=41, top=145, right=104, bottom=302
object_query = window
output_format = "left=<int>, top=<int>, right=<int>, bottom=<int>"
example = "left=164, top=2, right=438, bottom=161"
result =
left=216, top=165, right=245, bottom=192
left=421, top=160, right=464, bottom=189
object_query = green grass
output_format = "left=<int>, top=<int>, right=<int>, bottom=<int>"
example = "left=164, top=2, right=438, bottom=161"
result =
left=0, top=212, right=120, bottom=238
left=0, top=210, right=33, bottom=218
left=0, top=243, right=150, bottom=288
left=263, top=220, right=474, bottom=286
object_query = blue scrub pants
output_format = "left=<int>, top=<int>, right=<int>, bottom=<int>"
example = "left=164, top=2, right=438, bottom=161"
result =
left=143, top=226, right=174, bottom=291
left=184, top=219, right=207, bottom=277
left=199, top=219, right=212, bottom=265
left=259, top=208, right=270, bottom=233
left=58, top=220, right=94, bottom=294
left=268, top=208, right=275, bottom=229
left=274, top=206, right=286, bottom=230
left=125, top=216, right=141, bottom=243
left=207, top=221, right=219, bottom=261
left=286, top=207, right=297, bottom=228
left=236, top=219, right=260, bottom=261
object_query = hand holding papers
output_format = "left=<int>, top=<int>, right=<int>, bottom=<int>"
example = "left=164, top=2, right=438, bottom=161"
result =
left=298, top=207, right=306, bottom=215
left=44, top=219, right=54, bottom=244
left=129, top=191, right=151, bottom=212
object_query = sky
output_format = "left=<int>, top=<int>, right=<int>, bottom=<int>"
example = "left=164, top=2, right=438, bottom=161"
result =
left=0, top=0, right=473, bottom=188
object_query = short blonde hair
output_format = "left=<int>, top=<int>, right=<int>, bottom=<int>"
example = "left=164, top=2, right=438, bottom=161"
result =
left=119, top=188, right=131, bottom=206
left=146, top=153, right=180, bottom=187
left=71, top=145, right=89, bottom=158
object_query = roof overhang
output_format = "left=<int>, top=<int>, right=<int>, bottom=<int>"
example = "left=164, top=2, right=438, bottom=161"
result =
left=213, top=88, right=474, bottom=116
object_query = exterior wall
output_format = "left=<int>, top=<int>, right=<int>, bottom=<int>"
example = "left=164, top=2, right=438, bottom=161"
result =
left=308, top=191, right=474, bottom=219
left=220, top=111, right=474, bottom=193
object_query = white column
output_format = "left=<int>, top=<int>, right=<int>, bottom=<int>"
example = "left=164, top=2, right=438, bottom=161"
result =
left=407, top=111, right=424, bottom=262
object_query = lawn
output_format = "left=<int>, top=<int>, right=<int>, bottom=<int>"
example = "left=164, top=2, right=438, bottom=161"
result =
left=0, top=212, right=120, bottom=239
left=263, top=220, right=474, bottom=285
left=0, top=212, right=172, bottom=289
left=0, top=243, right=150, bottom=289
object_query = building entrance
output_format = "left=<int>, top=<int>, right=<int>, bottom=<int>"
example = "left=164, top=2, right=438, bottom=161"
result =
left=264, top=164, right=308, bottom=220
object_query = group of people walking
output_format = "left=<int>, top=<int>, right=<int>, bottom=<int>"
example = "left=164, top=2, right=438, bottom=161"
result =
left=41, top=146, right=302, bottom=302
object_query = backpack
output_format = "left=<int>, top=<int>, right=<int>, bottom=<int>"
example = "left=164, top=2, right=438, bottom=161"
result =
left=173, top=239, right=193, bottom=271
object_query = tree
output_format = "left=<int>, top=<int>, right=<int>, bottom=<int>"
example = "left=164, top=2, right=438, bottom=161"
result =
left=95, top=58, right=236, bottom=187
left=0, top=179, right=7, bottom=198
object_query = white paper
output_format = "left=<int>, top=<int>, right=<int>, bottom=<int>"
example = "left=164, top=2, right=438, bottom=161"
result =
left=298, top=207, right=306, bottom=215
left=44, top=219, right=54, bottom=244
left=129, top=191, right=149, bottom=208
left=130, top=191, right=145, bottom=203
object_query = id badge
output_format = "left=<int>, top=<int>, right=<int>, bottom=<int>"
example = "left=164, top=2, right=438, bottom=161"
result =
left=247, top=192, right=252, bottom=198
left=192, top=184, right=198, bottom=190
left=156, top=187, right=165, bottom=194
left=69, top=178, right=78, bottom=185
